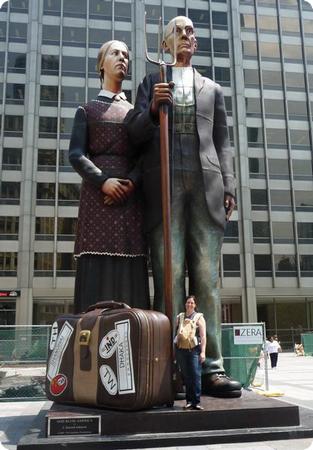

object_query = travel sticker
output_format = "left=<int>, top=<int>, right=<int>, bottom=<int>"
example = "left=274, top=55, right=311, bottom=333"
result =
left=47, top=321, right=74, bottom=381
left=99, top=365, right=118, bottom=395
left=99, top=330, right=119, bottom=359
left=50, top=374, right=68, bottom=396
left=115, top=319, right=135, bottom=395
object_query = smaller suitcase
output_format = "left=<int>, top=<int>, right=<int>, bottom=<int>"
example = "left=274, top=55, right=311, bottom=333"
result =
left=46, top=301, right=174, bottom=410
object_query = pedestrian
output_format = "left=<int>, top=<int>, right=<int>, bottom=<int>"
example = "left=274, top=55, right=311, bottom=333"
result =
left=69, top=40, right=150, bottom=313
left=174, top=295, right=206, bottom=410
left=267, top=336, right=282, bottom=369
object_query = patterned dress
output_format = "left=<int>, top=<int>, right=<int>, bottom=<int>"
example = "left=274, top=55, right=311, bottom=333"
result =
left=69, top=95, right=149, bottom=313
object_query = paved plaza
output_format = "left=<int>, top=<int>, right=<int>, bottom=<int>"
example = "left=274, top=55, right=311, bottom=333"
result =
left=0, top=352, right=313, bottom=449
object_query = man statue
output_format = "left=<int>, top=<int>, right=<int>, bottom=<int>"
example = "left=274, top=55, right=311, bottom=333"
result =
left=127, top=16, right=241, bottom=398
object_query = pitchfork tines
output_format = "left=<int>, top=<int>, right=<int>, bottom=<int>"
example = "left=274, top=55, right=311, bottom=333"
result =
left=144, top=13, right=176, bottom=81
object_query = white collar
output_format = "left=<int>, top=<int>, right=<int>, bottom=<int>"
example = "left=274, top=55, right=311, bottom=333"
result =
left=98, top=89, right=127, bottom=100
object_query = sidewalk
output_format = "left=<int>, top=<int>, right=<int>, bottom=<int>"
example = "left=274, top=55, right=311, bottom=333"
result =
left=0, top=352, right=313, bottom=450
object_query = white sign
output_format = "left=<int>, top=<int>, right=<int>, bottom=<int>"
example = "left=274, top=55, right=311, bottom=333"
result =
left=47, top=321, right=73, bottom=381
left=233, top=325, right=263, bottom=345
left=115, top=319, right=135, bottom=394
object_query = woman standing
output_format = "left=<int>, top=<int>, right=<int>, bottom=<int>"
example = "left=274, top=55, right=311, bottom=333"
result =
left=69, top=40, right=149, bottom=313
left=267, top=336, right=282, bottom=369
left=175, top=295, right=206, bottom=410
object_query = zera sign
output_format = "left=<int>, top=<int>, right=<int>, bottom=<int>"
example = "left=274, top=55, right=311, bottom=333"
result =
left=233, top=325, right=263, bottom=345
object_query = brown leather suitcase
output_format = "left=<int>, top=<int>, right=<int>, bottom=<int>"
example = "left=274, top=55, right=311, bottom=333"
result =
left=46, top=301, right=174, bottom=410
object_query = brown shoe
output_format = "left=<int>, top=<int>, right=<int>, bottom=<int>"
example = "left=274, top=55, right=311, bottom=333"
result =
left=202, top=373, right=242, bottom=398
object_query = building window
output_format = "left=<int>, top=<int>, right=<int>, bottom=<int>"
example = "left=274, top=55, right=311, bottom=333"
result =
left=58, top=218, right=76, bottom=241
left=89, top=0, right=112, bottom=20
left=36, top=183, right=55, bottom=205
left=292, top=160, right=313, bottom=180
left=2, top=148, right=22, bottom=170
left=252, top=221, right=270, bottom=243
left=188, top=9, right=209, bottom=27
left=10, top=0, right=28, bottom=12
left=4, top=115, right=23, bottom=136
left=41, top=55, right=59, bottom=75
left=0, top=217, right=19, bottom=240
left=0, top=22, right=6, bottom=41
left=266, top=128, right=287, bottom=149
left=287, top=101, right=308, bottom=120
left=283, top=43, right=302, bottom=61
left=242, top=41, right=257, bottom=58
left=63, top=0, right=86, bottom=17
left=251, top=189, right=268, bottom=210
left=5, top=83, right=25, bottom=104
left=298, top=223, right=313, bottom=243
left=43, top=0, right=61, bottom=16
left=281, top=16, right=300, bottom=35
left=8, top=23, right=27, bottom=43
left=260, top=42, right=280, bottom=60
left=115, top=30, right=131, bottom=49
left=0, top=252, right=18, bottom=276
left=240, top=14, right=255, bottom=30
left=144, top=5, right=161, bottom=24
left=285, top=72, right=305, bottom=91
left=37, top=149, right=56, bottom=171
left=244, top=69, right=259, bottom=87
left=212, top=11, right=227, bottom=29
left=300, top=255, right=313, bottom=277
left=254, top=254, right=272, bottom=277
left=224, top=221, right=238, bottom=243
left=224, top=96, right=232, bottom=116
left=8, top=52, right=26, bottom=74
left=249, top=158, right=265, bottom=178
left=115, top=2, right=131, bottom=21
left=58, top=183, right=80, bottom=205
left=275, top=255, right=297, bottom=277
left=246, top=98, right=261, bottom=117
left=214, top=39, right=229, bottom=58
left=35, top=217, right=54, bottom=240
left=34, top=252, right=53, bottom=276
left=268, top=159, right=289, bottom=179
left=264, top=99, right=285, bottom=118
left=295, top=191, right=313, bottom=211
left=40, top=85, right=58, bottom=106
left=215, top=67, right=230, bottom=86
left=164, top=7, right=185, bottom=22
left=247, top=127, right=263, bottom=146
left=63, top=26, right=86, bottom=47
left=258, top=15, right=278, bottom=32
left=62, top=55, right=85, bottom=77
left=60, top=118, right=74, bottom=138
left=223, top=255, right=240, bottom=277
left=39, top=117, right=57, bottom=137
left=57, top=253, right=76, bottom=276
left=290, top=129, right=311, bottom=149
left=89, top=29, right=111, bottom=48
left=262, top=70, right=282, bottom=89
left=0, top=182, right=20, bottom=204
left=59, top=150, right=72, bottom=172
left=270, top=190, right=292, bottom=210
left=272, top=222, right=294, bottom=243
left=196, top=37, right=211, bottom=56
left=42, top=25, right=60, bottom=45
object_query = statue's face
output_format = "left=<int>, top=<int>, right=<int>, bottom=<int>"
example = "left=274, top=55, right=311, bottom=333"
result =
left=164, top=17, right=197, bottom=60
left=101, top=41, right=129, bottom=81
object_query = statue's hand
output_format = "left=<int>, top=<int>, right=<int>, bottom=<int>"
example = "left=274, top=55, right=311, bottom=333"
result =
left=151, top=82, right=174, bottom=117
left=101, top=178, right=129, bottom=203
left=225, top=194, right=236, bottom=221
left=118, top=179, right=135, bottom=197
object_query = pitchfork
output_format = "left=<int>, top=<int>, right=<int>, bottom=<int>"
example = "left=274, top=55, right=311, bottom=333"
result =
left=144, top=14, right=177, bottom=325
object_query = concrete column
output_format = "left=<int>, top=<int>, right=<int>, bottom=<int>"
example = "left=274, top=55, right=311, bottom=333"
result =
left=230, top=0, right=257, bottom=323
left=16, top=0, right=41, bottom=325
left=132, top=0, right=146, bottom=98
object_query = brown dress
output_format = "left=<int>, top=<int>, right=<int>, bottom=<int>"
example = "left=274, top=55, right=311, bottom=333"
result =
left=69, top=95, right=149, bottom=313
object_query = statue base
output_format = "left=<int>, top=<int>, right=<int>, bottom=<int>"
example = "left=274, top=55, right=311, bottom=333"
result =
left=17, top=390, right=312, bottom=449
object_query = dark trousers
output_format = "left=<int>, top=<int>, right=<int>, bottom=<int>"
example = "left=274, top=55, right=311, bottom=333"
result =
left=270, top=352, right=278, bottom=368
left=176, top=346, right=202, bottom=406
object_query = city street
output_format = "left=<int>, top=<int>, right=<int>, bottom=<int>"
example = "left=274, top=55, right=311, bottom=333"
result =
left=0, top=352, right=313, bottom=449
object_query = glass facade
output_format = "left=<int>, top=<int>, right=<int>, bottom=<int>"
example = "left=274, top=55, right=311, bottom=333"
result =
left=0, top=0, right=312, bottom=328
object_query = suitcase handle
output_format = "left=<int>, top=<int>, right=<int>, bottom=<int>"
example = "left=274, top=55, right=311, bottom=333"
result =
left=85, top=301, right=131, bottom=313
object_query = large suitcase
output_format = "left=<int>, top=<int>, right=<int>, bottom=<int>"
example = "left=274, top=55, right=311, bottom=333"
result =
left=46, top=301, right=174, bottom=410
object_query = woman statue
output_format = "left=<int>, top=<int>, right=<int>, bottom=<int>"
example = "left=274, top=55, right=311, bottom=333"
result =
left=69, top=40, right=149, bottom=313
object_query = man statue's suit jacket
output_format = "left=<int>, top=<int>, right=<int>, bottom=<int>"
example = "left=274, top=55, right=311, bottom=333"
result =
left=126, top=67, right=235, bottom=232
